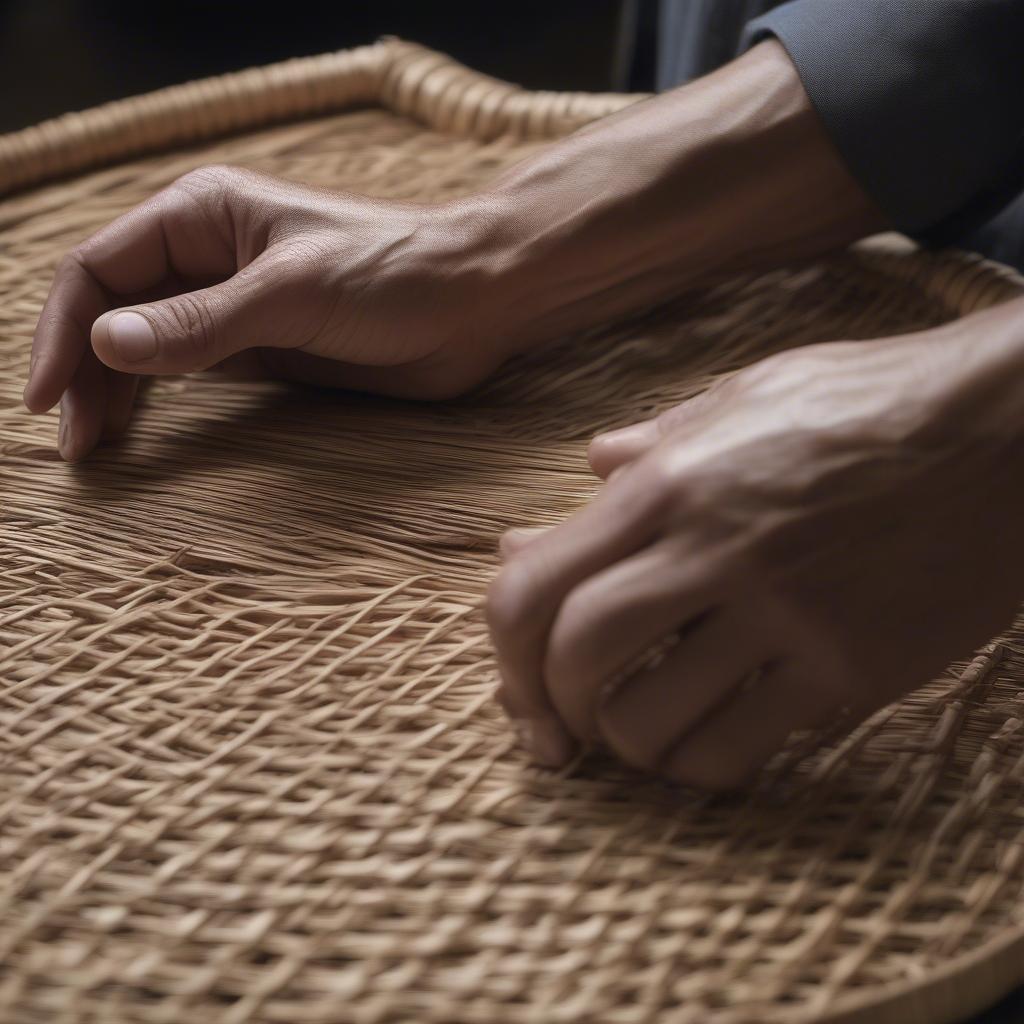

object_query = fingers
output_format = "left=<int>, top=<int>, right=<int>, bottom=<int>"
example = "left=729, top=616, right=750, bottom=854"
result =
left=25, top=254, right=110, bottom=414
left=596, top=608, right=776, bottom=771
left=588, top=420, right=660, bottom=478
left=90, top=259, right=295, bottom=375
left=499, top=527, right=549, bottom=558
left=27, top=179, right=236, bottom=412
left=101, top=368, right=140, bottom=441
left=543, top=541, right=720, bottom=742
left=74, top=169, right=239, bottom=294
left=588, top=387, right=724, bottom=479
left=25, top=166, right=245, bottom=454
left=662, top=665, right=836, bottom=791
left=486, top=474, right=668, bottom=767
left=57, top=350, right=106, bottom=462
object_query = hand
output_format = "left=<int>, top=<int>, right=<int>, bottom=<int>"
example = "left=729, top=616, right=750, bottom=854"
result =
left=23, top=164, right=508, bottom=460
left=25, top=40, right=884, bottom=464
left=487, top=305, right=1024, bottom=788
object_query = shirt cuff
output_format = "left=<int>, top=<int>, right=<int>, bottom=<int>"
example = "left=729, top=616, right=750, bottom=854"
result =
left=741, top=0, right=1024, bottom=242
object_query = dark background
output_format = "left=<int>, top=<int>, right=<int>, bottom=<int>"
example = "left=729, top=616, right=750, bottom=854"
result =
left=0, top=0, right=633, bottom=132
left=1, top=2, right=1022, bottom=1021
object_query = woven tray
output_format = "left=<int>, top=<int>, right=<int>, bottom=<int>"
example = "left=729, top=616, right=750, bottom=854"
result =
left=3, top=40, right=1024, bottom=1024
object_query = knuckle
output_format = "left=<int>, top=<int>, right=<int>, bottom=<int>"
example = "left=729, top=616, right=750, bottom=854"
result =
left=263, top=235, right=340, bottom=291
left=61, top=246, right=85, bottom=269
left=171, top=164, right=245, bottom=215
left=486, top=560, right=539, bottom=640
left=740, top=345, right=834, bottom=394
left=586, top=432, right=610, bottom=462
left=272, top=234, right=333, bottom=267
left=594, top=451, right=682, bottom=531
left=654, top=404, right=690, bottom=436
left=177, top=163, right=237, bottom=192
left=543, top=582, right=603, bottom=687
left=730, top=357, right=786, bottom=398
left=656, top=389, right=712, bottom=432
left=163, top=293, right=220, bottom=361
left=56, top=247, right=90, bottom=280
left=637, top=452, right=686, bottom=507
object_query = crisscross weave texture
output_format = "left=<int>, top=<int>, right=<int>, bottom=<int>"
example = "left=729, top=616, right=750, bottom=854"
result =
left=2, top=39, right=1024, bottom=1024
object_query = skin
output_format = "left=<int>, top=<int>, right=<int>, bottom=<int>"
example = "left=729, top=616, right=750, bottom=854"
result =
left=492, top=307, right=1024, bottom=784
left=23, top=168, right=517, bottom=459
left=23, top=41, right=1024, bottom=787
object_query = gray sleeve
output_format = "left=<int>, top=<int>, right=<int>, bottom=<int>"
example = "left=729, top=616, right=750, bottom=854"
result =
left=741, top=0, right=1024, bottom=244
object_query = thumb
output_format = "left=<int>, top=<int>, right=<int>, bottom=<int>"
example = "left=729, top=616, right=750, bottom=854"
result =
left=587, top=419, right=660, bottom=479
left=588, top=387, right=725, bottom=479
left=91, top=270, right=290, bottom=375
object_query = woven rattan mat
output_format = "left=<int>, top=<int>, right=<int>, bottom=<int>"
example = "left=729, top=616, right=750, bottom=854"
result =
left=3, top=40, right=1024, bottom=1024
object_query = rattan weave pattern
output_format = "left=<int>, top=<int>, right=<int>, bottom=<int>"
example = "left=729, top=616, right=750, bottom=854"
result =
left=2, top=41, right=1024, bottom=1024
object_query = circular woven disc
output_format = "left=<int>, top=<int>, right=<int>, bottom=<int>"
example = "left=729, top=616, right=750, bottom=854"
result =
left=2, top=42, right=1024, bottom=1024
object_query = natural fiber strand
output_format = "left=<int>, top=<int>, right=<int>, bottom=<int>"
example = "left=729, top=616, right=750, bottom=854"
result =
left=3, top=40, right=1024, bottom=1024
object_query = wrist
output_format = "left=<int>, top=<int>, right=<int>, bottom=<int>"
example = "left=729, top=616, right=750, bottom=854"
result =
left=872, top=297, right=1024, bottom=525
left=449, top=39, right=884, bottom=351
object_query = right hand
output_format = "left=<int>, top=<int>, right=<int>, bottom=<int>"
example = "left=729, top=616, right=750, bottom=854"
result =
left=23, top=164, right=510, bottom=460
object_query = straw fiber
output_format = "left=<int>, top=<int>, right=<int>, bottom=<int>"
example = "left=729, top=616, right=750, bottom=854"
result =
left=3, top=40, right=1024, bottom=1024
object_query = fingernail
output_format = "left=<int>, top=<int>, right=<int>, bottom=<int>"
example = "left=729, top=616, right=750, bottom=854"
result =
left=513, top=717, right=574, bottom=768
left=108, top=311, right=157, bottom=363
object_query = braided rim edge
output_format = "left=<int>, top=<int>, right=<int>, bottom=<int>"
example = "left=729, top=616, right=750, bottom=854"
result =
left=0, top=37, right=642, bottom=198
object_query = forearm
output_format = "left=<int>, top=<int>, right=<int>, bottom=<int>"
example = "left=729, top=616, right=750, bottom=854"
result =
left=457, top=40, right=886, bottom=347
left=742, top=0, right=1024, bottom=244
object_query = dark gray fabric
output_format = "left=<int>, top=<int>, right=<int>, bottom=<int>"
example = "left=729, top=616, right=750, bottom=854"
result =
left=656, top=0, right=780, bottom=89
left=961, top=192, right=1024, bottom=267
left=740, top=0, right=1024, bottom=245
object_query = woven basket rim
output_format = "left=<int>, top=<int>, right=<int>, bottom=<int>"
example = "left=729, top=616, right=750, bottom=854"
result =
left=0, top=36, right=641, bottom=199
left=828, top=917, right=1024, bottom=1024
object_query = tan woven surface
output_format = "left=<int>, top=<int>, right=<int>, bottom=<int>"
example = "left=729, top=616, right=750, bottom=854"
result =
left=3, top=40, right=1024, bottom=1024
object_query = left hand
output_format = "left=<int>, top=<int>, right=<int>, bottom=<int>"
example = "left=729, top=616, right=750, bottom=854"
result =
left=487, top=310, right=1024, bottom=788
left=22, top=165, right=519, bottom=461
